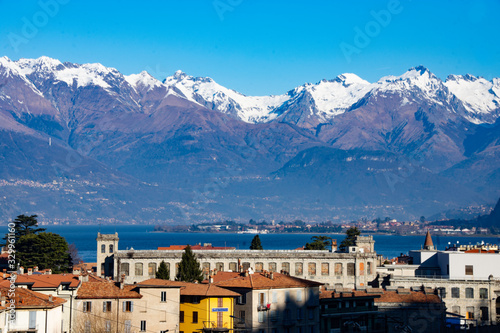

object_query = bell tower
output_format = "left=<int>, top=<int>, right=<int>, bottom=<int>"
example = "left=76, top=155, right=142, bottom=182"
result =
left=96, top=232, right=119, bottom=277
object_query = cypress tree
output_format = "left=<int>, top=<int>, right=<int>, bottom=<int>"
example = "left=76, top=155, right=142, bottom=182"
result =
left=156, top=260, right=170, bottom=280
left=250, top=235, right=263, bottom=250
left=176, top=245, right=203, bottom=283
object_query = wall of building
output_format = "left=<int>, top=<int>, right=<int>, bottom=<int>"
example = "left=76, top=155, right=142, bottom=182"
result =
left=180, top=296, right=234, bottom=333
left=4, top=307, right=63, bottom=333
left=390, top=276, right=500, bottom=326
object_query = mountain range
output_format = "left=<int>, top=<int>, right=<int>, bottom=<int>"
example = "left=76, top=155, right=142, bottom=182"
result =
left=0, top=56, right=499, bottom=223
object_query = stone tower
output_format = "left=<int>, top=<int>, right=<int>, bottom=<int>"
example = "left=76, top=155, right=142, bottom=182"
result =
left=96, top=232, right=119, bottom=277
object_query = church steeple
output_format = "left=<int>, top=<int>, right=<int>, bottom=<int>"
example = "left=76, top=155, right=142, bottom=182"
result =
left=423, top=230, right=435, bottom=250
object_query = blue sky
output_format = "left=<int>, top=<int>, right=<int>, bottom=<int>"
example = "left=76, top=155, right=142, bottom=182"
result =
left=1, top=0, right=499, bottom=95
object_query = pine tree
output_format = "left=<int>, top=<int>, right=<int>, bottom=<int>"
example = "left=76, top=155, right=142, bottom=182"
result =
left=249, top=235, right=263, bottom=250
left=176, top=245, right=203, bottom=283
left=156, top=260, right=170, bottom=280
left=304, top=236, right=331, bottom=250
left=4, top=214, right=46, bottom=245
left=16, top=232, right=72, bottom=273
left=339, top=227, right=361, bottom=252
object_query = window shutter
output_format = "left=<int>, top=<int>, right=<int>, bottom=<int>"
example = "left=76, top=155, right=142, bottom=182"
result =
left=131, top=301, right=134, bottom=312
left=29, top=311, right=36, bottom=329
left=123, top=301, right=126, bottom=312
left=103, top=302, right=106, bottom=312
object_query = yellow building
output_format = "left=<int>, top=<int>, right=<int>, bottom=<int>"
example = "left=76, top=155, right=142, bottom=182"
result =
left=140, top=278, right=240, bottom=333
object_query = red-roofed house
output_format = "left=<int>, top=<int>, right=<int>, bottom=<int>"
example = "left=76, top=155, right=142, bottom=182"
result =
left=75, top=276, right=181, bottom=333
left=213, top=270, right=323, bottom=333
left=0, top=285, right=66, bottom=333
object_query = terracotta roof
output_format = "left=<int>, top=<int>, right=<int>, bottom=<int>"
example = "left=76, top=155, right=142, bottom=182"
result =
left=158, top=244, right=236, bottom=250
left=77, top=280, right=142, bottom=299
left=0, top=273, right=81, bottom=289
left=320, top=289, right=441, bottom=304
left=138, top=278, right=240, bottom=297
left=212, top=272, right=323, bottom=290
left=0, top=286, right=65, bottom=309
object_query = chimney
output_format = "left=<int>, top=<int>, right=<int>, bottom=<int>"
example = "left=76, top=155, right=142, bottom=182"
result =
left=1, top=295, right=5, bottom=307
left=331, top=239, right=338, bottom=252
left=120, top=274, right=126, bottom=289
left=19, top=266, right=24, bottom=274
left=209, top=275, right=214, bottom=284
left=270, top=272, right=274, bottom=280
left=33, top=266, right=38, bottom=272
left=27, top=268, right=32, bottom=275
left=244, top=270, right=249, bottom=277
left=49, top=294, right=53, bottom=302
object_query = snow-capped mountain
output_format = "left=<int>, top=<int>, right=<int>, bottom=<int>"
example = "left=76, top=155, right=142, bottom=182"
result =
left=445, top=74, right=500, bottom=123
left=0, top=56, right=499, bottom=223
left=163, top=70, right=289, bottom=123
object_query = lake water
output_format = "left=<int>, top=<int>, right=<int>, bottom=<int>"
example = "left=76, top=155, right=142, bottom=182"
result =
left=42, top=225, right=500, bottom=263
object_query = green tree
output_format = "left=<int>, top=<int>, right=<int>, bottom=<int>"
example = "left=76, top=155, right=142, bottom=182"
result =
left=156, top=260, right=170, bottom=280
left=176, top=245, right=203, bottom=283
left=250, top=235, right=263, bottom=250
left=4, top=214, right=46, bottom=245
left=304, top=235, right=331, bottom=250
left=16, top=232, right=72, bottom=273
left=339, top=227, right=361, bottom=252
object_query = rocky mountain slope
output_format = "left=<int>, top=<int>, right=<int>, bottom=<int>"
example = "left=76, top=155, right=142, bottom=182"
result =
left=0, top=56, right=498, bottom=222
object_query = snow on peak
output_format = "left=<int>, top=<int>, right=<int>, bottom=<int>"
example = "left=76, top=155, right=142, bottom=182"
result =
left=16, top=56, right=64, bottom=76
left=334, top=73, right=370, bottom=85
left=125, top=71, right=163, bottom=91
left=444, top=74, right=500, bottom=114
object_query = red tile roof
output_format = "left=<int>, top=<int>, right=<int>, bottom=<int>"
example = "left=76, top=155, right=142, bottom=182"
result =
left=320, top=289, right=442, bottom=304
left=212, top=272, right=323, bottom=290
left=138, top=278, right=240, bottom=297
left=0, top=286, right=65, bottom=309
left=76, top=279, right=142, bottom=299
left=0, top=273, right=81, bottom=289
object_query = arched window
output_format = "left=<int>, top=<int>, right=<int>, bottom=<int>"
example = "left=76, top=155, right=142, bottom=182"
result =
left=121, top=263, right=129, bottom=276
left=255, top=262, right=264, bottom=272
left=281, top=262, right=290, bottom=274
left=268, top=262, right=277, bottom=272
left=109, top=244, right=114, bottom=253
left=101, top=244, right=106, bottom=253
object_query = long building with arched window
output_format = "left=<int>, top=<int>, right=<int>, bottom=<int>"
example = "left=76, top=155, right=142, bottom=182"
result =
left=96, top=233, right=379, bottom=289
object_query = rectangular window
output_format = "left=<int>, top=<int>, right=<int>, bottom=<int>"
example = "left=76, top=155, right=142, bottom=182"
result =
left=135, top=263, right=143, bottom=276
left=124, top=320, right=131, bottom=333
left=465, top=265, right=473, bottom=276
left=269, top=262, right=277, bottom=272
left=148, top=263, right=157, bottom=277
left=359, top=262, right=364, bottom=276
left=121, top=263, right=129, bottom=276
left=480, top=288, right=488, bottom=299
left=83, top=301, right=92, bottom=312
left=367, top=262, right=372, bottom=275
left=85, top=320, right=91, bottom=333
left=161, top=291, right=167, bottom=302
left=321, top=263, right=329, bottom=276
left=466, top=288, right=474, bottom=299
left=282, top=262, right=290, bottom=274
left=295, top=262, right=303, bottom=276
left=193, top=311, right=198, bottom=323
left=451, top=287, right=460, bottom=298
left=466, top=307, right=474, bottom=319
left=272, top=290, right=278, bottom=303
left=480, top=307, right=489, bottom=321
left=103, top=301, right=112, bottom=312
left=258, top=311, right=266, bottom=323
left=105, top=320, right=111, bottom=333
left=229, top=262, right=237, bottom=272
left=29, top=311, right=36, bottom=329
left=308, top=262, right=316, bottom=276
left=308, top=308, right=314, bottom=320
left=438, top=288, right=446, bottom=299
left=347, top=263, right=355, bottom=276
left=240, top=310, right=245, bottom=323
left=140, top=320, right=146, bottom=332
left=237, top=293, right=246, bottom=305
left=297, top=289, right=302, bottom=302
left=259, top=292, right=266, bottom=306
left=297, top=308, right=303, bottom=320
left=123, top=301, right=133, bottom=312
left=180, top=311, right=184, bottom=323
left=334, top=263, right=342, bottom=276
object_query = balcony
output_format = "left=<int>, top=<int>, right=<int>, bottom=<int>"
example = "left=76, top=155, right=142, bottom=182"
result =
left=202, top=321, right=230, bottom=333
left=258, top=304, right=270, bottom=311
